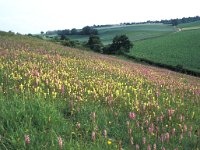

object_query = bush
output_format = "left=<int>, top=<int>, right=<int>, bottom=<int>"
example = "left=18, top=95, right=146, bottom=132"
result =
left=87, top=35, right=103, bottom=52
left=61, top=40, right=76, bottom=47
left=60, top=34, right=66, bottom=40
left=103, top=35, right=133, bottom=54
left=102, top=44, right=113, bottom=54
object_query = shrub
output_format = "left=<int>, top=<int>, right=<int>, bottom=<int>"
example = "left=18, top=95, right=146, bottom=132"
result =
left=103, top=35, right=133, bottom=54
left=61, top=40, right=76, bottom=47
left=87, top=35, right=103, bottom=52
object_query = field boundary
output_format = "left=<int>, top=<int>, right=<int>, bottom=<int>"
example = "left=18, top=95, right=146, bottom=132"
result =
left=122, top=53, right=200, bottom=77
left=181, top=26, right=200, bottom=31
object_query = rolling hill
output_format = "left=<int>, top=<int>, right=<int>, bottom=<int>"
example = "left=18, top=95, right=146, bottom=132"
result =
left=65, top=24, right=176, bottom=44
left=0, top=32, right=200, bottom=149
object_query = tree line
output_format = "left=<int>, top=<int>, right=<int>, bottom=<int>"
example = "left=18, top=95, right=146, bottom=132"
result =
left=45, top=16, right=200, bottom=36
left=46, top=26, right=98, bottom=36
left=119, top=16, right=200, bottom=26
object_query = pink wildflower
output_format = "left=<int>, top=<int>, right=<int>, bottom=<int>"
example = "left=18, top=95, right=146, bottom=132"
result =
left=61, top=85, right=65, bottom=95
left=153, top=143, right=156, bottom=150
left=160, top=134, right=164, bottom=143
left=180, top=114, right=184, bottom=122
left=119, top=140, right=122, bottom=150
left=160, top=115, right=164, bottom=122
left=156, top=117, right=159, bottom=122
left=143, top=105, right=146, bottom=110
left=147, top=144, right=151, bottom=150
left=58, top=136, right=63, bottom=149
left=155, top=126, right=159, bottom=134
left=145, top=120, right=149, bottom=126
left=179, top=133, right=183, bottom=143
left=143, top=137, right=146, bottom=144
left=183, top=124, right=187, bottom=133
left=136, top=144, right=140, bottom=150
left=149, top=127, right=154, bottom=134
left=103, top=129, right=107, bottom=138
left=91, top=131, right=96, bottom=141
left=129, top=112, right=136, bottom=119
left=188, top=131, right=192, bottom=137
left=189, top=125, right=193, bottom=132
left=126, top=121, right=130, bottom=128
left=172, top=128, right=176, bottom=136
left=165, top=132, right=170, bottom=142
left=91, top=112, right=96, bottom=122
left=127, top=128, right=132, bottom=136
left=168, top=108, right=175, bottom=116
left=188, top=125, right=193, bottom=137
left=136, top=121, right=140, bottom=128
left=76, top=122, right=81, bottom=129
left=25, top=135, right=30, bottom=144
left=178, top=124, right=182, bottom=131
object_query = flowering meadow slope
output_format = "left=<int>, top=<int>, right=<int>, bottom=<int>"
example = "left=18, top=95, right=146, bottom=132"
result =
left=0, top=33, right=200, bottom=149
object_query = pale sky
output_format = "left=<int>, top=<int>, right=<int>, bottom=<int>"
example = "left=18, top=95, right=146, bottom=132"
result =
left=0, top=0, right=200, bottom=34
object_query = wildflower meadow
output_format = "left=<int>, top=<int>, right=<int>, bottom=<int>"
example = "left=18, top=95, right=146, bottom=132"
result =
left=0, top=33, right=199, bottom=149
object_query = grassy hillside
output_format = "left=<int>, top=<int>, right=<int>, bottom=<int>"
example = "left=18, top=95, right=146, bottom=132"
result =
left=65, top=24, right=175, bottom=44
left=128, top=28, right=200, bottom=73
left=0, top=32, right=200, bottom=149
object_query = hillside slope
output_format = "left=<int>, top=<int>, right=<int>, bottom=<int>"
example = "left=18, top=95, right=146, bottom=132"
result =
left=0, top=33, right=200, bottom=149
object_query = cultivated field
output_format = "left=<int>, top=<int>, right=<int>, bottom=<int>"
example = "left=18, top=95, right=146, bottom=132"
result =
left=66, top=24, right=175, bottom=44
left=177, top=21, right=200, bottom=29
left=128, top=27, right=200, bottom=73
left=0, top=32, right=200, bottom=149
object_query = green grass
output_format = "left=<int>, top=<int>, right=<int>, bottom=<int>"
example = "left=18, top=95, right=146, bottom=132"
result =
left=128, top=29, right=200, bottom=73
left=0, top=93, right=118, bottom=150
left=64, top=24, right=175, bottom=44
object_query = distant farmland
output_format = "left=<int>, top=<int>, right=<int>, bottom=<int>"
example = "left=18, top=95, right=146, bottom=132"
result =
left=128, top=26, right=200, bottom=73
left=66, top=24, right=176, bottom=44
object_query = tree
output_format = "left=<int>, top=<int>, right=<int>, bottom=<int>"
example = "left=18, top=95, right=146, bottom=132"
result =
left=87, top=35, right=103, bottom=52
left=62, top=29, right=70, bottom=35
left=41, top=31, right=44, bottom=35
left=71, top=28, right=78, bottom=35
left=60, top=34, right=66, bottom=40
left=81, top=26, right=98, bottom=35
left=108, top=35, right=133, bottom=54
left=171, top=19, right=178, bottom=26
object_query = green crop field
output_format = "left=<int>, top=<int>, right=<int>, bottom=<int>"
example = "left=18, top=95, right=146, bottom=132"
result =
left=0, top=32, right=200, bottom=149
left=65, top=24, right=176, bottom=44
left=178, top=20, right=200, bottom=28
left=127, top=28, right=200, bottom=73
left=177, top=21, right=200, bottom=31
